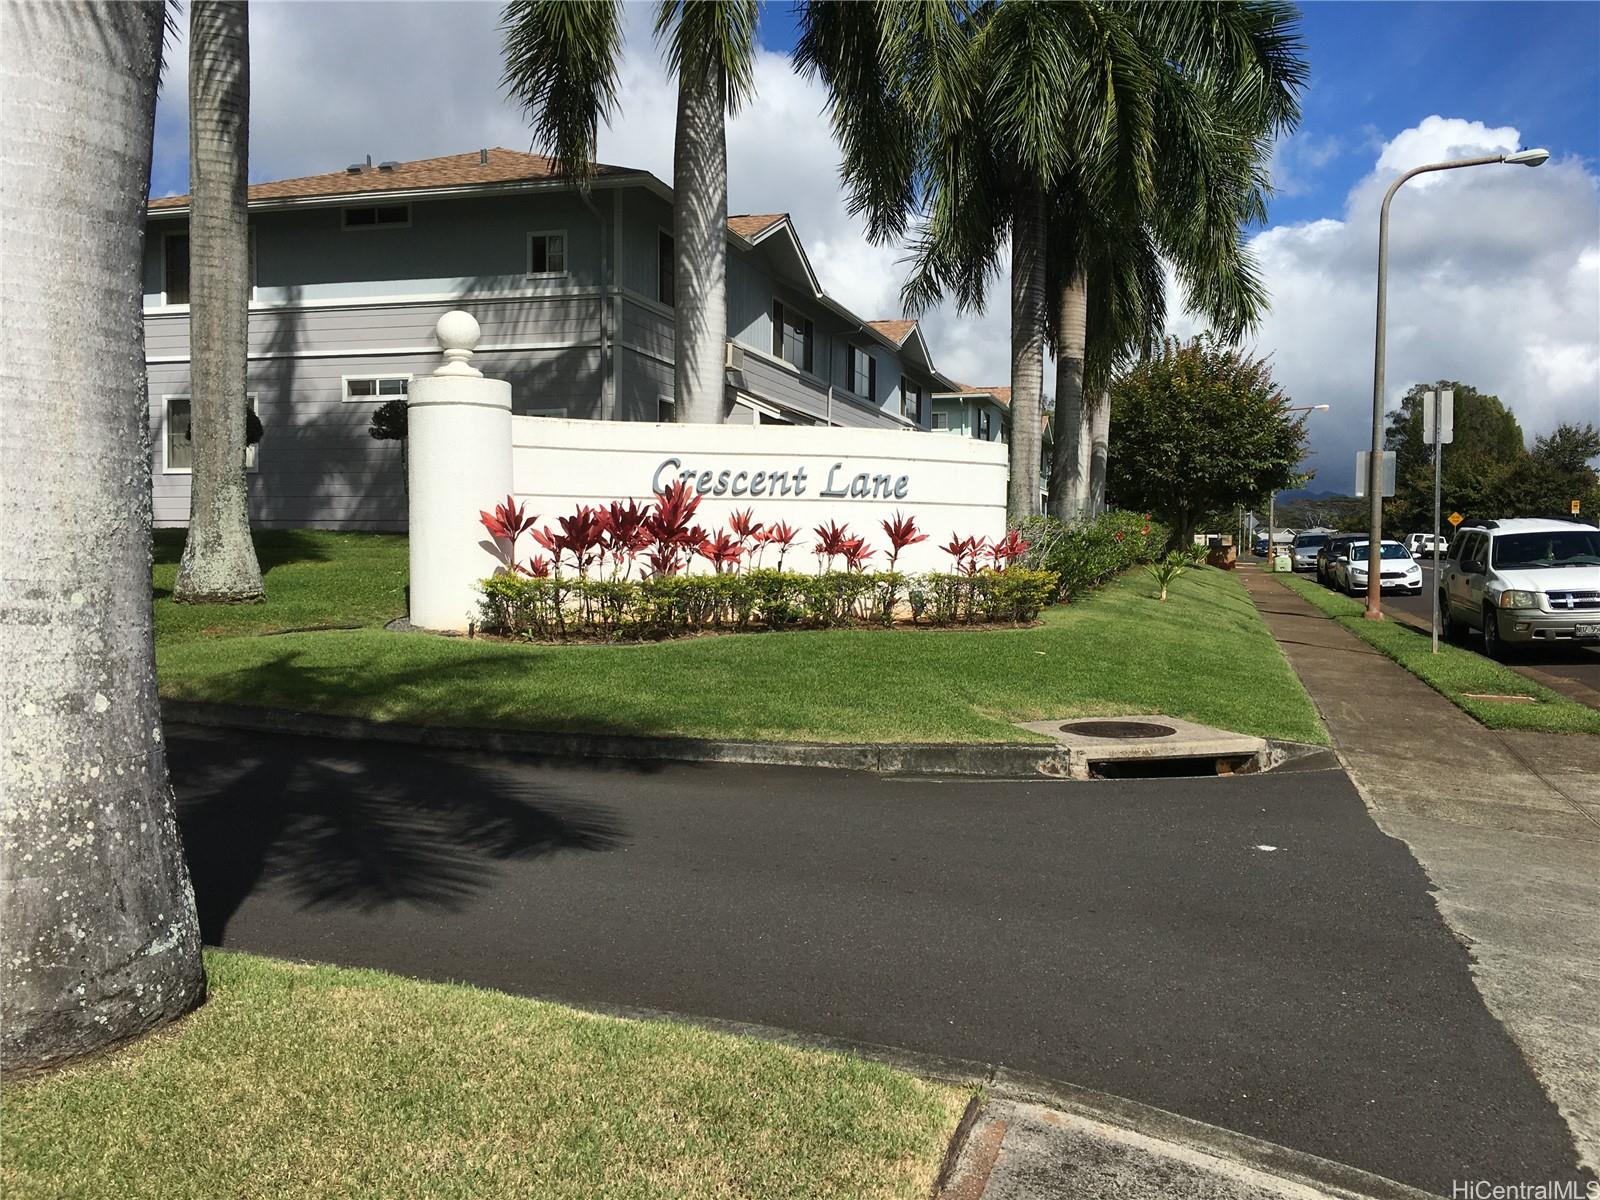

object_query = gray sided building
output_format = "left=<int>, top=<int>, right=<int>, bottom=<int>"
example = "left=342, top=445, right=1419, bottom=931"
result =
left=144, top=148, right=961, bottom=531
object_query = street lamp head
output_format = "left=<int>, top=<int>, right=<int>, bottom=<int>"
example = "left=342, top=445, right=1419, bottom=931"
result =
left=1502, top=148, right=1550, bottom=167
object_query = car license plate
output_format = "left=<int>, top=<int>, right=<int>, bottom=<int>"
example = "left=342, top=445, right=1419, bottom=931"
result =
left=1577, top=622, right=1600, bottom=638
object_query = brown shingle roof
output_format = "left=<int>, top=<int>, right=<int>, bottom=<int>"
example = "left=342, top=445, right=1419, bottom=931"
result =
left=148, top=147, right=639, bottom=210
left=727, top=214, right=787, bottom=239
left=959, top=385, right=1012, bottom=407
left=865, top=319, right=917, bottom=345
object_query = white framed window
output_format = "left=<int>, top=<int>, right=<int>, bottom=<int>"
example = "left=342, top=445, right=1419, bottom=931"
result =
left=657, top=395, right=676, bottom=422
left=900, top=375, right=922, bottom=422
left=342, top=374, right=411, bottom=403
left=162, top=394, right=259, bottom=474
left=342, top=203, right=410, bottom=230
left=526, top=230, right=568, bottom=277
left=657, top=229, right=675, bottom=306
left=931, top=411, right=949, bottom=431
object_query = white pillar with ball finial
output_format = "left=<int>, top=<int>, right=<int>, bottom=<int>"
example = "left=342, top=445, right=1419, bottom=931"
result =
left=406, top=311, right=513, bottom=631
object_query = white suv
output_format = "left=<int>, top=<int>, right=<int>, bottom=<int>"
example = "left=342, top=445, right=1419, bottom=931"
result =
left=1404, top=532, right=1449, bottom=559
left=1440, top=519, right=1600, bottom=659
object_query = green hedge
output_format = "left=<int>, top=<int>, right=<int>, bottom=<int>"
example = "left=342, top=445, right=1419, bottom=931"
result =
left=1013, top=511, right=1170, bottom=600
left=478, top=567, right=1059, bottom=641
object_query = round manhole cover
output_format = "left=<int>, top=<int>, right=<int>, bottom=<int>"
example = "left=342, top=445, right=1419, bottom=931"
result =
left=1059, top=720, right=1177, bottom=739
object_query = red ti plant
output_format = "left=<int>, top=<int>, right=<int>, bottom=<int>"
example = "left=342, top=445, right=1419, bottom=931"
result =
left=841, top=536, right=875, bottom=572
left=940, top=534, right=986, bottom=577
left=761, top=521, right=799, bottom=571
left=602, top=499, right=652, bottom=577
left=986, top=530, right=1030, bottom=571
left=812, top=520, right=852, bottom=571
left=698, top=528, right=744, bottom=574
left=643, top=479, right=703, bottom=576
left=880, top=511, right=927, bottom=570
left=523, top=556, right=552, bottom=578
left=728, top=507, right=764, bottom=550
left=479, top=496, right=539, bottom=574
left=556, top=505, right=609, bottom=577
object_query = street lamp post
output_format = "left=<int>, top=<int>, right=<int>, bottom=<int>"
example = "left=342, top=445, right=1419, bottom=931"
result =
left=1363, top=147, right=1549, bottom=620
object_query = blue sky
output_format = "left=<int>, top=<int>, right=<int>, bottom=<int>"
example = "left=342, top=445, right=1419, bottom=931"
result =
left=150, top=2, right=1600, bottom=482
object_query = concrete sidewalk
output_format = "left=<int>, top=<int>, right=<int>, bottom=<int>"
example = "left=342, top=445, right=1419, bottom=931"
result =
left=1242, top=571, right=1600, bottom=1175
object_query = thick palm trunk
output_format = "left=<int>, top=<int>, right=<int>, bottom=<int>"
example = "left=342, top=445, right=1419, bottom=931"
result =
left=1007, top=185, right=1047, bottom=520
left=1088, top=389, right=1111, bottom=515
left=671, top=64, right=728, bottom=425
left=174, top=1, right=264, bottom=603
left=1046, top=271, right=1087, bottom=520
left=1, top=1, right=206, bottom=1071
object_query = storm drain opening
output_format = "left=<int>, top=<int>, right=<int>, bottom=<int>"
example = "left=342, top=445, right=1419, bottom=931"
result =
left=1088, top=753, right=1258, bottom=780
left=1058, top=720, right=1177, bottom=739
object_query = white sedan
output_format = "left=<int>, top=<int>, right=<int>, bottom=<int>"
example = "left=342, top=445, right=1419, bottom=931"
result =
left=1334, top=541, right=1423, bottom=596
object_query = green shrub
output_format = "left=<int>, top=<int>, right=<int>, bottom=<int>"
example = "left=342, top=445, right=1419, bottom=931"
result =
left=1015, top=511, right=1168, bottom=601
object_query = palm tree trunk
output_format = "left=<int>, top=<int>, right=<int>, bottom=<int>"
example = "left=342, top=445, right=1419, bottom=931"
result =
left=1046, top=271, right=1087, bottom=520
left=1, top=0, right=206, bottom=1071
left=671, top=61, right=728, bottom=424
left=1088, top=389, right=1111, bottom=516
left=174, top=1, right=264, bottom=603
left=1007, top=184, right=1047, bottom=520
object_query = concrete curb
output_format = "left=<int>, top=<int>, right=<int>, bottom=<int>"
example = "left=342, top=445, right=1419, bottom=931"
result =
left=160, top=700, right=1335, bottom=780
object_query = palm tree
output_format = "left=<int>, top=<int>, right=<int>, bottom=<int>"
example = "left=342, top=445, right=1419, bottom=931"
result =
left=799, top=1, right=1306, bottom=523
left=501, top=0, right=758, bottom=425
left=1, top=1, right=206, bottom=1071
left=174, top=1, right=265, bottom=603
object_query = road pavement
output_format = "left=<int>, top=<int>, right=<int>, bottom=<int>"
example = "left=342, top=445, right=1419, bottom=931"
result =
left=167, top=724, right=1585, bottom=1194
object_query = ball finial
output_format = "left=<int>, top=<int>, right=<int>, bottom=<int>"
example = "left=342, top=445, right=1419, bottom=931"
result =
left=433, top=311, right=483, bottom=377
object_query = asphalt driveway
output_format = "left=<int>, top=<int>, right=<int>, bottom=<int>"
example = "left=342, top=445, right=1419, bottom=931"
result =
left=167, top=724, right=1585, bottom=1194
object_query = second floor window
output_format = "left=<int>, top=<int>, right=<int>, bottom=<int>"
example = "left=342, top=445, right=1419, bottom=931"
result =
left=163, top=233, right=189, bottom=305
left=900, top=376, right=922, bottom=422
left=847, top=345, right=875, bottom=399
left=771, top=300, right=813, bottom=373
left=527, top=231, right=567, bottom=277
left=657, top=231, right=674, bottom=306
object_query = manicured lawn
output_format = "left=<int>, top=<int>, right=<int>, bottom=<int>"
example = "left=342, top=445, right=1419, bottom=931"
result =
left=1275, top=573, right=1600, bottom=735
left=2, top=952, right=965, bottom=1200
left=154, top=536, right=1326, bottom=744
left=153, top=529, right=408, bottom=645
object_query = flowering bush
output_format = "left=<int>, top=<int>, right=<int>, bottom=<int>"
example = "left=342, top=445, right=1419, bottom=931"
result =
left=1014, top=511, right=1171, bottom=601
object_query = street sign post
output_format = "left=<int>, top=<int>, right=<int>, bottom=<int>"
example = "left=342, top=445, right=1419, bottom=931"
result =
left=1429, top=389, right=1452, bottom=654
left=1448, top=511, right=1464, bottom=527
left=1354, top=450, right=1396, bottom=498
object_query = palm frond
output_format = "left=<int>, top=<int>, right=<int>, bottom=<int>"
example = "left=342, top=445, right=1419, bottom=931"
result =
left=499, top=0, right=624, bottom=185
left=657, top=0, right=759, bottom=115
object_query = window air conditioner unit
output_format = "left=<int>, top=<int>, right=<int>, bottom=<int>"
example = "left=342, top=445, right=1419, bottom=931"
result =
left=724, top=342, right=744, bottom=372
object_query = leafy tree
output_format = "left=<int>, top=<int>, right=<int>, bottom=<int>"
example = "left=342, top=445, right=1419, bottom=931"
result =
left=174, top=1, right=264, bottom=603
left=2, top=0, right=205, bottom=1070
left=1106, top=336, right=1306, bottom=545
left=1383, top=381, right=1523, bottom=530
left=1490, top=423, right=1600, bottom=520
left=501, top=0, right=758, bottom=425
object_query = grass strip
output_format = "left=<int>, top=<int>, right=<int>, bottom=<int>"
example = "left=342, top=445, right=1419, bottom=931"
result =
left=1275, top=572, right=1600, bottom=735
left=155, top=545, right=1328, bottom=744
left=1, top=951, right=968, bottom=1200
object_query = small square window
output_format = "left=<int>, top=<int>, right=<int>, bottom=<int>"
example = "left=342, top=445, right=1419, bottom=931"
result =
left=164, top=395, right=258, bottom=473
left=528, top=232, right=567, bottom=277
left=343, top=375, right=410, bottom=402
left=932, top=412, right=948, bottom=430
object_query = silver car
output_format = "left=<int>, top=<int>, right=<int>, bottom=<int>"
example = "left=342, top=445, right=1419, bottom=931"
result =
left=1440, top=519, right=1600, bottom=659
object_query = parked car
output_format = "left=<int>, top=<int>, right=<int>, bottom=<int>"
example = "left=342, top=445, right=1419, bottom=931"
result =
left=1317, top=534, right=1361, bottom=586
left=1439, top=518, right=1600, bottom=660
left=1404, top=532, right=1449, bottom=559
left=1291, top=531, right=1330, bottom=572
left=1332, top=540, right=1422, bottom=596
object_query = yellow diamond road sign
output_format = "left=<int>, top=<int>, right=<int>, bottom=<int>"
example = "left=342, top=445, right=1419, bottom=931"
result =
left=1448, top=511, right=1464, bottom=527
